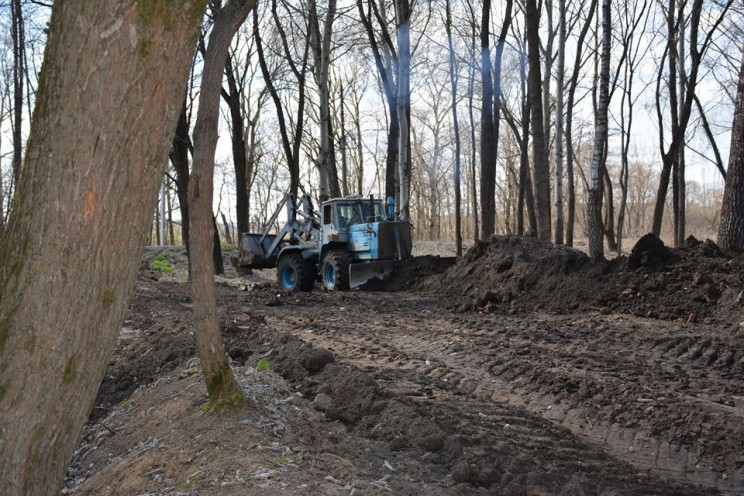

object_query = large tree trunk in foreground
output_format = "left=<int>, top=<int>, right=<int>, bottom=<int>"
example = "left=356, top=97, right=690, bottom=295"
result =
left=189, top=0, right=253, bottom=408
left=0, top=2, right=206, bottom=494
left=718, top=59, right=744, bottom=251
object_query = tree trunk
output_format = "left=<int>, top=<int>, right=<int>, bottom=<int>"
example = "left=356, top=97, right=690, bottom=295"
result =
left=212, top=215, right=225, bottom=274
left=189, top=0, right=254, bottom=409
left=676, top=0, right=686, bottom=247
left=516, top=39, right=538, bottom=236
left=223, top=53, right=249, bottom=235
left=467, top=24, right=479, bottom=239
left=588, top=0, right=611, bottom=261
left=312, top=0, right=338, bottom=201
left=0, top=2, right=206, bottom=494
left=340, top=84, right=349, bottom=197
left=718, top=59, right=744, bottom=251
left=10, top=0, right=25, bottom=189
left=395, top=0, right=411, bottom=221
left=554, top=0, right=566, bottom=244
left=491, top=0, right=513, bottom=235
left=479, top=0, right=495, bottom=238
left=170, top=98, right=193, bottom=273
left=603, top=164, right=617, bottom=251
left=445, top=0, right=462, bottom=255
left=168, top=185, right=176, bottom=245
left=525, top=0, right=551, bottom=240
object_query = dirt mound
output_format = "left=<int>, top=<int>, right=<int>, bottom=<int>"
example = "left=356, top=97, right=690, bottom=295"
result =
left=422, top=235, right=744, bottom=326
left=421, top=236, right=595, bottom=312
left=361, top=255, right=456, bottom=291
left=628, top=233, right=680, bottom=269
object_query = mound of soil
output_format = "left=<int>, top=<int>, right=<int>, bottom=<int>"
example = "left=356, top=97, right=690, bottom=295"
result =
left=422, top=235, right=744, bottom=327
left=360, top=255, right=456, bottom=291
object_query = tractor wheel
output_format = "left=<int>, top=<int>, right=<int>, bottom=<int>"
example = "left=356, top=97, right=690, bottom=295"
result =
left=322, top=251, right=352, bottom=291
left=277, top=253, right=314, bottom=292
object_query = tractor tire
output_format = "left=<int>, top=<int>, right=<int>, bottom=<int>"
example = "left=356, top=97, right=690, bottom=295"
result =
left=277, top=253, right=314, bottom=292
left=322, top=251, right=352, bottom=291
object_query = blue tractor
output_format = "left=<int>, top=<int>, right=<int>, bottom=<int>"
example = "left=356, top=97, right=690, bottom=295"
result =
left=230, top=194, right=412, bottom=291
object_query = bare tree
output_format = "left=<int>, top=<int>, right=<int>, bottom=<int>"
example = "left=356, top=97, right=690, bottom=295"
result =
left=445, top=0, right=462, bottom=255
left=587, top=0, right=611, bottom=261
left=9, top=0, right=24, bottom=189
left=554, top=0, right=567, bottom=244
left=170, top=97, right=194, bottom=273
left=565, top=0, right=597, bottom=246
left=613, top=0, right=649, bottom=255
left=189, top=0, right=255, bottom=408
left=253, top=0, right=310, bottom=197
left=358, top=0, right=400, bottom=202
left=526, top=0, right=551, bottom=239
left=395, top=0, right=412, bottom=221
left=310, top=0, right=340, bottom=201
left=223, top=50, right=250, bottom=234
left=0, top=1, right=206, bottom=493
left=651, top=0, right=733, bottom=239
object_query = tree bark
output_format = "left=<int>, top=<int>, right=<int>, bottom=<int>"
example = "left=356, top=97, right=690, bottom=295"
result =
left=445, top=0, right=462, bottom=255
left=395, top=0, right=411, bottom=221
left=676, top=0, right=686, bottom=247
left=222, top=52, right=249, bottom=235
left=10, top=0, right=25, bottom=189
left=0, top=1, right=207, bottom=494
left=312, top=0, right=338, bottom=201
left=189, top=0, right=254, bottom=408
left=588, top=0, right=611, bottom=261
left=170, top=98, right=193, bottom=271
left=467, top=23, right=479, bottom=239
left=479, top=0, right=495, bottom=238
left=718, top=58, right=744, bottom=251
left=554, top=0, right=566, bottom=244
left=526, top=0, right=551, bottom=240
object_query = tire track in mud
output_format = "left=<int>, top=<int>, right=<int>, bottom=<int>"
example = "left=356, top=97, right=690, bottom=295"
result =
left=255, top=291, right=743, bottom=494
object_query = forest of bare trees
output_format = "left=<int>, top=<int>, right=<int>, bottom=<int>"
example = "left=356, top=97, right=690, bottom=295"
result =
left=1, top=0, right=741, bottom=256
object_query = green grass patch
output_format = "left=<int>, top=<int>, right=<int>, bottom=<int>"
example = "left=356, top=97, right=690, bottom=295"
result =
left=254, top=359, right=270, bottom=372
left=151, top=250, right=176, bottom=273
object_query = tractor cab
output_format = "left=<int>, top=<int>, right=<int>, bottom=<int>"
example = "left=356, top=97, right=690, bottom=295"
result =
left=321, top=197, right=387, bottom=242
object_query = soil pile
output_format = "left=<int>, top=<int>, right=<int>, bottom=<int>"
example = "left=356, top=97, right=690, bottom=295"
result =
left=421, top=235, right=744, bottom=326
left=360, top=255, right=455, bottom=291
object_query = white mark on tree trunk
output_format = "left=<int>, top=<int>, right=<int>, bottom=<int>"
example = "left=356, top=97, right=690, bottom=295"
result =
left=100, top=18, right=123, bottom=39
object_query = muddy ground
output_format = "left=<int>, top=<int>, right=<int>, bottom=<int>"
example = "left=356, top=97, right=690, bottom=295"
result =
left=64, top=236, right=744, bottom=495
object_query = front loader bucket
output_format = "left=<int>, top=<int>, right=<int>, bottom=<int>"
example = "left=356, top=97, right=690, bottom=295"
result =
left=349, top=260, right=397, bottom=289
